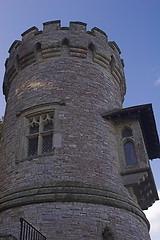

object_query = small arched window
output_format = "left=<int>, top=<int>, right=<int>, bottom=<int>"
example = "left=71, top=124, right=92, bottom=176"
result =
left=88, top=42, right=95, bottom=52
left=61, top=38, right=69, bottom=46
left=33, top=42, right=42, bottom=61
left=15, top=54, right=20, bottom=70
left=110, top=55, right=115, bottom=72
left=34, top=42, right=41, bottom=53
left=102, top=228, right=114, bottom=240
left=87, top=42, right=95, bottom=60
left=61, top=38, right=69, bottom=56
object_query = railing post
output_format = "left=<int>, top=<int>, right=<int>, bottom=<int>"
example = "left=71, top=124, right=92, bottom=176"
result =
left=20, top=218, right=23, bottom=240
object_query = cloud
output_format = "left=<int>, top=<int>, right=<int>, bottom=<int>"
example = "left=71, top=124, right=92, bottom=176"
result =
left=155, top=78, right=160, bottom=86
left=144, top=190, right=160, bottom=239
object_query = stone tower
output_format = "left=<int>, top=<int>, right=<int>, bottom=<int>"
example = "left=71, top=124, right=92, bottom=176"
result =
left=0, top=21, right=160, bottom=240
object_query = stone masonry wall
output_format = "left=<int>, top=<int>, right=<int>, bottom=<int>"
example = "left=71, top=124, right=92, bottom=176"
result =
left=0, top=203, right=150, bottom=240
left=0, top=21, right=150, bottom=239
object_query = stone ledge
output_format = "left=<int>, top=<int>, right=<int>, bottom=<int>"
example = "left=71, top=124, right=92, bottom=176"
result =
left=0, top=181, right=149, bottom=229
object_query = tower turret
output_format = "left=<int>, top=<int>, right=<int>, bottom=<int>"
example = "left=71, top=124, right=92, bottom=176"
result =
left=0, top=21, right=159, bottom=240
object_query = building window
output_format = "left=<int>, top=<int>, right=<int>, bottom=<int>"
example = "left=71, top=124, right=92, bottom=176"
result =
left=27, top=112, right=54, bottom=157
left=102, top=228, right=114, bottom=240
left=122, top=128, right=137, bottom=166
left=16, top=104, right=63, bottom=163
left=123, top=141, right=137, bottom=166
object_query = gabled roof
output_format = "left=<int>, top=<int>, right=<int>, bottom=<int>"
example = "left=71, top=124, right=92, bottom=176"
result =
left=102, top=104, right=160, bottom=160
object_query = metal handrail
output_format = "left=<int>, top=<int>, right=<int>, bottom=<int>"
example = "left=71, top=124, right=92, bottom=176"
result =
left=20, top=218, right=46, bottom=240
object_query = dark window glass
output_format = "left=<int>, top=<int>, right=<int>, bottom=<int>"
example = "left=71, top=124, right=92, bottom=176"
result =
left=102, top=228, right=114, bottom=240
left=30, top=125, right=39, bottom=134
left=28, top=137, right=38, bottom=156
left=122, top=129, right=132, bottom=138
left=43, top=122, right=53, bottom=131
left=62, top=38, right=69, bottom=46
left=124, top=141, right=137, bottom=166
left=42, top=134, right=52, bottom=153
left=27, top=112, right=54, bottom=157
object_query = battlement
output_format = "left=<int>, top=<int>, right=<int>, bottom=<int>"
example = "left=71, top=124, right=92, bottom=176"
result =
left=1, top=21, right=156, bottom=240
left=3, top=21, right=126, bottom=101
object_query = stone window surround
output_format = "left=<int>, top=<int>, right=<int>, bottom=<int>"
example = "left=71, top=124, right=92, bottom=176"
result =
left=117, top=120, right=149, bottom=175
left=27, top=111, right=54, bottom=157
left=16, top=103, right=62, bottom=163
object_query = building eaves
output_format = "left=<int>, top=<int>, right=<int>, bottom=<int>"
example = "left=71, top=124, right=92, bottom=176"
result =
left=102, top=104, right=160, bottom=160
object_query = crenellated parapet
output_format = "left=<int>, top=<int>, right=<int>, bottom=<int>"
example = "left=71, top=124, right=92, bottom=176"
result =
left=3, top=21, right=126, bottom=101
left=1, top=21, right=158, bottom=240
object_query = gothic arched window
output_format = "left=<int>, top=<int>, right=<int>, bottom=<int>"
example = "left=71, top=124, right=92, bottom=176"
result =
left=61, top=38, right=69, bottom=46
left=88, top=42, right=95, bottom=52
left=122, top=128, right=137, bottom=166
left=34, top=42, right=41, bottom=53
left=27, top=112, right=54, bottom=157
left=61, top=38, right=70, bottom=56
left=123, top=141, right=137, bottom=166
left=17, top=104, right=63, bottom=163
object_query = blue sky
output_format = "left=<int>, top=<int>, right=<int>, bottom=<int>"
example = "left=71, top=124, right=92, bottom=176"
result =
left=0, top=0, right=160, bottom=239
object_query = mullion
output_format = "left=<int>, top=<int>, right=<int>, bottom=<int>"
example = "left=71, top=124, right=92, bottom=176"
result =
left=38, top=115, right=43, bottom=155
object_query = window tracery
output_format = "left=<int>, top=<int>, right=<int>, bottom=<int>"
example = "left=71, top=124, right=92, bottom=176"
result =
left=122, top=128, right=137, bottom=166
left=27, top=112, right=54, bottom=157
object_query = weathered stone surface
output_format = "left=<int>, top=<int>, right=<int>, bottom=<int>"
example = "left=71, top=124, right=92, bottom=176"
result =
left=0, top=21, right=151, bottom=240
left=0, top=235, right=17, bottom=240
